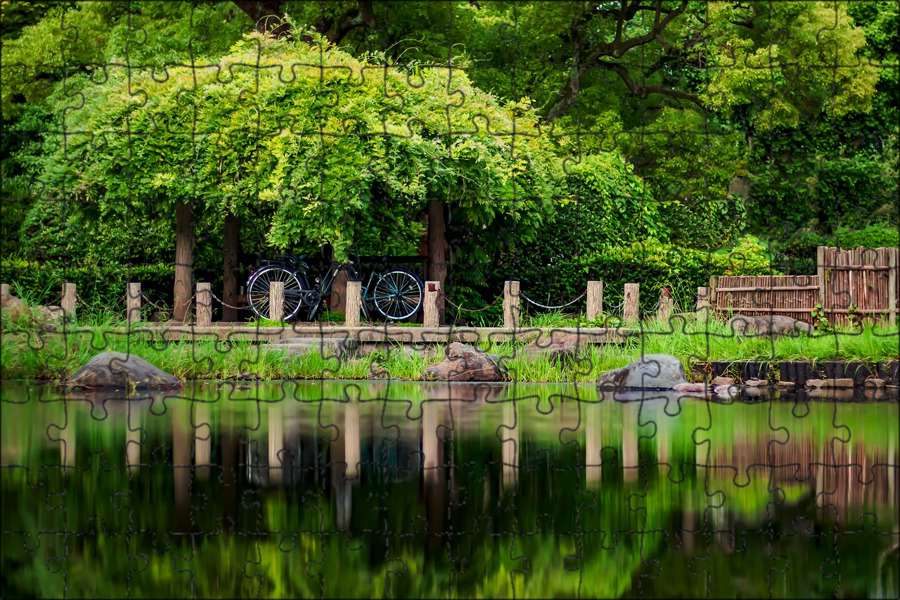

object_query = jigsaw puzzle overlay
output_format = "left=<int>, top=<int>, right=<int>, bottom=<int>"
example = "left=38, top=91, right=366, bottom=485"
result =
left=1, top=1, right=898, bottom=598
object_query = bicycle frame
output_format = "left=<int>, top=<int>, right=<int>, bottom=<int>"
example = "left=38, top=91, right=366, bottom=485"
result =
left=248, top=254, right=421, bottom=322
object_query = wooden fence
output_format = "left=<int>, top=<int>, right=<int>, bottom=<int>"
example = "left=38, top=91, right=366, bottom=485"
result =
left=713, top=246, right=899, bottom=326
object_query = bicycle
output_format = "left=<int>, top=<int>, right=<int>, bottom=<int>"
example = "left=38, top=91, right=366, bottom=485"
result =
left=245, top=254, right=424, bottom=322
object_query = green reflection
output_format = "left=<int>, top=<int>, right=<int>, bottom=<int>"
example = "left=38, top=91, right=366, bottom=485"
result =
left=1, top=381, right=897, bottom=598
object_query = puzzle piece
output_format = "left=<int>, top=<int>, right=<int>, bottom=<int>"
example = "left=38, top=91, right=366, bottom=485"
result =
left=2, top=1, right=899, bottom=598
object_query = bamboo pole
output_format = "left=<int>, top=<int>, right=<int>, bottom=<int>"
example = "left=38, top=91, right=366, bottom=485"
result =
left=889, top=247, right=897, bottom=327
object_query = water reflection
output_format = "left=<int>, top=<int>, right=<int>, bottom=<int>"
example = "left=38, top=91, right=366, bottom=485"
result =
left=1, top=381, right=898, bottom=598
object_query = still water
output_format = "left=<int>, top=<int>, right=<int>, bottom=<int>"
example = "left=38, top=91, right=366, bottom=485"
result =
left=2, top=380, right=898, bottom=598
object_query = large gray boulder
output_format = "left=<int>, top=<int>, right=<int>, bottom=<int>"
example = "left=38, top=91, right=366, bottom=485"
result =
left=67, top=352, right=181, bottom=389
left=726, top=315, right=813, bottom=337
left=596, top=354, right=688, bottom=390
left=423, top=342, right=507, bottom=382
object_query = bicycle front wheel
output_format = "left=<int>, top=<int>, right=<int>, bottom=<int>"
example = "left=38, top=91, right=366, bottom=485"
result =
left=247, top=266, right=306, bottom=321
left=372, top=269, right=423, bottom=321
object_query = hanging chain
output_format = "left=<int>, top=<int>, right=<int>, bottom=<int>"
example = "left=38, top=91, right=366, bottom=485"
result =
left=518, top=289, right=587, bottom=311
left=442, top=293, right=503, bottom=313
left=208, top=290, right=252, bottom=310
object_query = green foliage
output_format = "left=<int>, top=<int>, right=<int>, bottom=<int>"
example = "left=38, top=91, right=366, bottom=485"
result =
left=454, top=231, right=776, bottom=326
left=0, top=258, right=174, bottom=314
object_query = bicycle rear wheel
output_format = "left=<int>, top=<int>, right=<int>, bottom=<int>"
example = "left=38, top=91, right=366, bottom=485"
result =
left=371, top=269, right=423, bottom=321
left=247, top=266, right=306, bottom=321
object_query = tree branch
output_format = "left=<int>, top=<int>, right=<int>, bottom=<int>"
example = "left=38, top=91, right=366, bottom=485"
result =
left=232, top=1, right=291, bottom=39
left=545, top=0, right=694, bottom=121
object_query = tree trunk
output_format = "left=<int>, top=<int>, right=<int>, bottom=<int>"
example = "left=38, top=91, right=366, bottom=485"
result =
left=173, top=202, right=194, bottom=322
left=427, top=200, right=447, bottom=324
left=222, top=213, right=241, bottom=322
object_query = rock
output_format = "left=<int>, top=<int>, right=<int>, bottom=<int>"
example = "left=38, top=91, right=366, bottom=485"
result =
left=596, top=354, right=688, bottom=391
left=775, top=380, right=795, bottom=388
left=673, top=382, right=707, bottom=393
left=67, top=352, right=181, bottom=390
left=423, top=342, right=506, bottom=382
left=744, top=378, right=769, bottom=387
left=521, top=339, right=578, bottom=366
left=34, top=305, right=64, bottom=321
left=1, top=293, right=25, bottom=321
left=806, top=379, right=826, bottom=389
left=711, top=376, right=735, bottom=386
left=0, top=294, right=63, bottom=325
left=864, top=378, right=886, bottom=388
left=821, top=378, right=855, bottom=389
left=713, top=384, right=738, bottom=399
left=726, top=315, right=814, bottom=337
left=270, top=337, right=357, bottom=359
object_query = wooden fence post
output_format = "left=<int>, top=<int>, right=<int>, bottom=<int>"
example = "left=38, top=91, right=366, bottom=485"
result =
left=127, top=283, right=141, bottom=324
left=657, top=287, right=674, bottom=324
left=196, top=283, right=212, bottom=327
left=0, top=283, right=9, bottom=298
left=61, top=283, right=76, bottom=321
left=889, top=247, right=897, bottom=327
left=586, top=280, right=603, bottom=322
left=623, top=283, right=640, bottom=324
left=423, top=281, right=441, bottom=328
left=708, top=276, right=718, bottom=316
left=816, top=246, right=826, bottom=310
left=503, top=281, right=520, bottom=329
left=345, top=281, right=361, bottom=328
left=269, top=281, right=284, bottom=322
left=696, top=286, right=710, bottom=310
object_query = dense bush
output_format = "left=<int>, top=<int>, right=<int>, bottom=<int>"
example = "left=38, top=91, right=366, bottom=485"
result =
left=1, top=260, right=175, bottom=317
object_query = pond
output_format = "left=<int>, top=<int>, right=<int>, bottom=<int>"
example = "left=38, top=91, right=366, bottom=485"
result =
left=2, top=381, right=898, bottom=598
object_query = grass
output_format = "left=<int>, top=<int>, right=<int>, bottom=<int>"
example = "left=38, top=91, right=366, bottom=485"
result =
left=2, top=299, right=897, bottom=383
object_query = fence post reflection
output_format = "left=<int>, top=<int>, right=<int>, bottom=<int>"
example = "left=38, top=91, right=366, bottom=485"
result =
left=221, top=410, right=238, bottom=533
left=345, top=399, right=360, bottom=480
left=422, top=399, right=443, bottom=485
left=502, top=400, right=519, bottom=491
left=126, top=403, right=141, bottom=473
left=622, top=401, right=638, bottom=482
left=422, top=392, right=447, bottom=553
left=194, top=401, right=210, bottom=480
left=60, top=409, right=75, bottom=472
left=586, top=401, right=601, bottom=488
left=173, top=401, right=191, bottom=535
left=268, top=403, right=283, bottom=485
